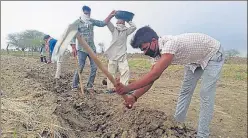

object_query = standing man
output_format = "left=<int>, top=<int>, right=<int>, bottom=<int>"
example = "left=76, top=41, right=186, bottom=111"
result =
left=43, top=35, right=57, bottom=64
left=115, top=26, right=225, bottom=138
left=71, top=5, right=111, bottom=91
left=104, top=10, right=136, bottom=93
left=6, top=44, right=9, bottom=54
left=40, top=43, right=47, bottom=63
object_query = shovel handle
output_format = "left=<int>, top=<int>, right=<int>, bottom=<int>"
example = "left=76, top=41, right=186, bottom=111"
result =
left=74, top=56, right=84, bottom=96
left=75, top=33, right=130, bottom=104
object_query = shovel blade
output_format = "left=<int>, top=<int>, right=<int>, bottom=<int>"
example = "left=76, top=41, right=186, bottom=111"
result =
left=51, top=24, right=78, bottom=62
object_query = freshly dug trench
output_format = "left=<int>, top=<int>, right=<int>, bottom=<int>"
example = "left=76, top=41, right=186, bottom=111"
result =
left=26, top=63, right=197, bottom=138
left=52, top=94, right=197, bottom=138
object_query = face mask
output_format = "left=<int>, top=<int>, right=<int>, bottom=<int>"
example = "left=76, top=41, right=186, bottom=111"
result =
left=81, top=11, right=90, bottom=21
left=144, top=43, right=160, bottom=58
left=116, top=24, right=125, bottom=28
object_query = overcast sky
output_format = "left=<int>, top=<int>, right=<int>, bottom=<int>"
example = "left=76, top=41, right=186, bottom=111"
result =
left=1, top=1, right=247, bottom=56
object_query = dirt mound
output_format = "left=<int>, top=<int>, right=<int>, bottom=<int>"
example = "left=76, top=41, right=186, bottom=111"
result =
left=52, top=95, right=197, bottom=138
left=24, top=68, right=196, bottom=138
left=51, top=95, right=197, bottom=138
left=2, top=56, right=196, bottom=138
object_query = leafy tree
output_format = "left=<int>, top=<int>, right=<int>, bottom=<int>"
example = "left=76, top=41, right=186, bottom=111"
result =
left=6, top=30, right=45, bottom=56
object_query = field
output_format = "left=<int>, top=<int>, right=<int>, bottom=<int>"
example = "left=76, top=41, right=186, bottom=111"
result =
left=1, top=51, right=247, bottom=138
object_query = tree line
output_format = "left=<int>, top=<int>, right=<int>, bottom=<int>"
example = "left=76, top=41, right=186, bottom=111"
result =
left=5, top=30, right=242, bottom=58
left=6, top=30, right=45, bottom=56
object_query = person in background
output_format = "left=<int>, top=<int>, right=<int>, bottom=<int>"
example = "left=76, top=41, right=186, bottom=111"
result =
left=40, top=43, right=47, bottom=63
left=103, top=10, right=136, bottom=93
left=70, top=5, right=110, bottom=91
left=43, top=34, right=57, bottom=64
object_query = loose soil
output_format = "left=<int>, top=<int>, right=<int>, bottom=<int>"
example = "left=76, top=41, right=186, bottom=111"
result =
left=1, top=54, right=247, bottom=138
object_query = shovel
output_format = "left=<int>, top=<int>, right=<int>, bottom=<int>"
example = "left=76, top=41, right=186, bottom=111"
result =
left=52, top=22, right=131, bottom=108
left=51, top=24, right=85, bottom=96
left=75, top=32, right=131, bottom=107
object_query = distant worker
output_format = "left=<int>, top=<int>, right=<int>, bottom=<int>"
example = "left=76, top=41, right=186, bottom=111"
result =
left=43, top=34, right=57, bottom=64
left=40, top=43, right=47, bottom=63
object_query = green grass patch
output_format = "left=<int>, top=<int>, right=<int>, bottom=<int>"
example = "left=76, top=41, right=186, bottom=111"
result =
left=128, top=58, right=152, bottom=70
left=222, top=64, right=247, bottom=81
left=13, top=128, right=17, bottom=138
left=127, top=58, right=247, bottom=81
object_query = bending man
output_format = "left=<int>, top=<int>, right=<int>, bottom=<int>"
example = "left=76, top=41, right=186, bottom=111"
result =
left=115, top=26, right=225, bottom=138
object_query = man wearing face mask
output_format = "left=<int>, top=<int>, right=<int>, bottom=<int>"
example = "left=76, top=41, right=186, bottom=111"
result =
left=115, top=26, right=225, bottom=138
left=71, top=6, right=110, bottom=91
left=103, top=10, right=136, bottom=93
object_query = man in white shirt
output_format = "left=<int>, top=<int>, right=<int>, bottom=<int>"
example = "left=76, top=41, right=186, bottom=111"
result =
left=104, top=10, right=136, bottom=93
left=115, top=26, right=225, bottom=138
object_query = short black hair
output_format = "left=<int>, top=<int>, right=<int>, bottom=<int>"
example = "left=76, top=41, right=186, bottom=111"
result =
left=130, top=26, right=159, bottom=49
left=43, top=35, right=50, bottom=40
left=82, top=5, right=91, bottom=12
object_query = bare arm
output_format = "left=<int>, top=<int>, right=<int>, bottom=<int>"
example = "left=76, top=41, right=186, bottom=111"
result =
left=132, top=82, right=154, bottom=99
left=122, top=68, right=154, bottom=108
left=70, top=36, right=77, bottom=57
left=128, top=53, right=174, bottom=91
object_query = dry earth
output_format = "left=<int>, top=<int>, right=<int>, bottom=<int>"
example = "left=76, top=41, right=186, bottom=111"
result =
left=1, top=54, right=247, bottom=138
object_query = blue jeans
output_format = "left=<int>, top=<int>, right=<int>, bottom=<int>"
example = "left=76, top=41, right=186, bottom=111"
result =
left=72, top=51, right=97, bottom=88
left=174, top=46, right=225, bottom=138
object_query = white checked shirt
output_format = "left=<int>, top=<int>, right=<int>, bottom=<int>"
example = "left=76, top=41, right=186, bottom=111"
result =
left=152, top=33, right=221, bottom=73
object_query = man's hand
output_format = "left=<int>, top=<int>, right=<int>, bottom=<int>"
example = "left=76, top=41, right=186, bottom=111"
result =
left=105, top=10, right=116, bottom=24
left=115, top=78, right=131, bottom=95
left=110, top=10, right=116, bottom=17
left=45, top=45, right=49, bottom=52
left=71, top=45, right=77, bottom=57
left=124, top=94, right=136, bottom=109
